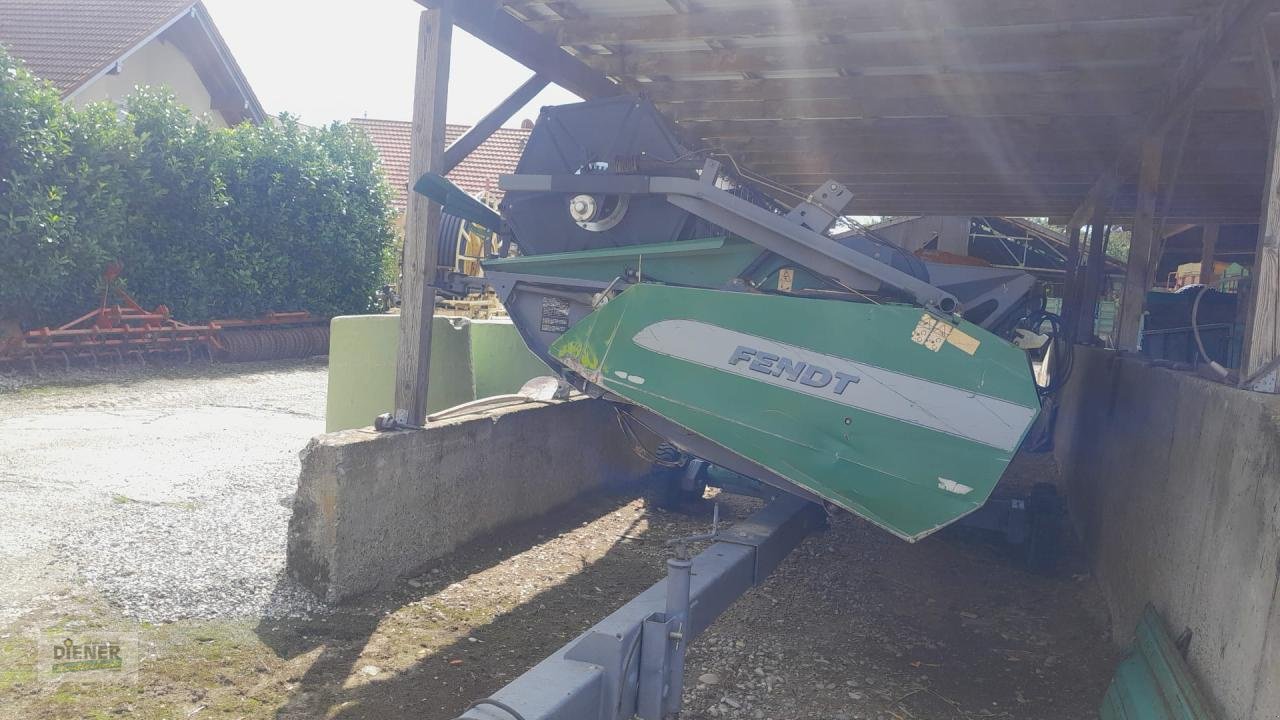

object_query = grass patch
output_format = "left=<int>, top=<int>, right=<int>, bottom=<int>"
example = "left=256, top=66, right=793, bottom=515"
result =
left=0, top=614, right=297, bottom=720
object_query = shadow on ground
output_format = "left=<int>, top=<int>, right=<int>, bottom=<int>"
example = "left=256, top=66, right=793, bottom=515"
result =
left=250, top=467, right=1117, bottom=720
left=255, top=487, right=697, bottom=720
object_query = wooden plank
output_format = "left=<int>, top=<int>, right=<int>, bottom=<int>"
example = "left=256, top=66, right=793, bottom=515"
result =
left=842, top=204, right=1261, bottom=221
left=1116, top=135, right=1165, bottom=351
left=415, top=0, right=617, bottom=99
left=644, top=56, right=1259, bottom=102
left=687, top=111, right=1262, bottom=144
left=443, top=73, right=548, bottom=173
left=741, top=148, right=1264, bottom=177
left=659, top=92, right=1179, bottom=123
left=394, top=9, right=452, bottom=427
left=525, top=0, right=1210, bottom=46
left=765, top=169, right=1260, bottom=189
left=662, top=87, right=1257, bottom=122
left=589, top=29, right=1180, bottom=78
left=743, top=154, right=1264, bottom=179
left=712, top=134, right=1271, bottom=163
left=687, top=114, right=1138, bottom=140
left=1200, top=223, right=1221, bottom=285
left=638, top=69, right=1160, bottom=104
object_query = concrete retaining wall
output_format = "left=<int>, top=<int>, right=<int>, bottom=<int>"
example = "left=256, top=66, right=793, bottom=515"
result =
left=288, top=398, right=650, bottom=602
left=1054, top=348, right=1280, bottom=719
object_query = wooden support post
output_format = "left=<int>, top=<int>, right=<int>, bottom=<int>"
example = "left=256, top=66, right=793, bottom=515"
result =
left=1115, top=135, right=1165, bottom=352
left=442, top=74, right=549, bottom=173
left=1078, top=219, right=1110, bottom=344
left=1060, top=223, right=1084, bottom=343
left=1200, top=224, right=1220, bottom=287
left=394, top=7, right=453, bottom=426
left=1243, top=21, right=1280, bottom=390
left=1256, top=26, right=1278, bottom=125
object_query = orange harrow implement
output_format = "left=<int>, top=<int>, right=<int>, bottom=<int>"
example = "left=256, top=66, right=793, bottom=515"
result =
left=1, top=266, right=329, bottom=371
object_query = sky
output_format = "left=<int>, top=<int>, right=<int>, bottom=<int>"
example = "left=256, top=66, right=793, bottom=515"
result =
left=201, top=0, right=581, bottom=127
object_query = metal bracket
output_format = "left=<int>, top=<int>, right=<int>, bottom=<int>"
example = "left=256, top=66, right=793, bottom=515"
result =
left=785, top=180, right=853, bottom=234
left=1245, top=367, right=1279, bottom=393
left=498, top=172, right=960, bottom=313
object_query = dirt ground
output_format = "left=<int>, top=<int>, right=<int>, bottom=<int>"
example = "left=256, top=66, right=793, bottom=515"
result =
left=0, top=362, right=1118, bottom=720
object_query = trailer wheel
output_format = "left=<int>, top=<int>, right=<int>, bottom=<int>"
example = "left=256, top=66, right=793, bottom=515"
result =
left=1023, top=483, right=1063, bottom=574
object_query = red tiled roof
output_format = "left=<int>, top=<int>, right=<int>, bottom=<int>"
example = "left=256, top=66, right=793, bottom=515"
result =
left=0, top=0, right=196, bottom=95
left=350, top=118, right=531, bottom=213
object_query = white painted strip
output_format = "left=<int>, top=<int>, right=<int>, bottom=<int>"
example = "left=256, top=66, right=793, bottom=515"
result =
left=630, top=320, right=1036, bottom=452
left=938, top=478, right=974, bottom=495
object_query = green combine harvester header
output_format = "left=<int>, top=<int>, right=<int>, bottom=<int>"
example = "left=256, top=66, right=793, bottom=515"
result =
left=420, top=96, right=1069, bottom=720
left=428, top=95, right=1057, bottom=542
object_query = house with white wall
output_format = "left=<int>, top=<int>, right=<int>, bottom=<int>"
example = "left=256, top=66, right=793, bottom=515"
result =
left=0, top=0, right=264, bottom=127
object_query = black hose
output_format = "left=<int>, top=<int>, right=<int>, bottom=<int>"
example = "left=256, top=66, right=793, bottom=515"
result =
left=1020, top=309, right=1073, bottom=397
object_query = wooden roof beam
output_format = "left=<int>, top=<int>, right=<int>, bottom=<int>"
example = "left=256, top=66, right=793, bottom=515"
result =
left=660, top=93, right=1151, bottom=121
left=637, top=69, right=1176, bottom=104
left=442, top=73, right=548, bottom=172
left=588, top=29, right=1180, bottom=78
left=684, top=111, right=1262, bottom=139
left=414, top=0, right=618, bottom=99
left=1069, top=0, right=1280, bottom=228
left=524, top=0, right=1209, bottom=46
left=742, top=148, right=1265, bottom=176
left=657, top=87, right=1259, bottom=122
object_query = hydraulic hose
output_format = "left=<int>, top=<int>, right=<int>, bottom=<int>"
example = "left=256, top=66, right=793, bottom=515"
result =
left=1192, top=285, right=1229, bottom=379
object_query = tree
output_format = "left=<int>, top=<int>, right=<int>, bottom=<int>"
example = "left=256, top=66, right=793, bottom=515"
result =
left=0, top=47, right=396, bottom=327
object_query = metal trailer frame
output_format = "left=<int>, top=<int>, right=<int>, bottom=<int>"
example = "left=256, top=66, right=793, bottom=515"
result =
left=455, top=494, right=825, bottom=720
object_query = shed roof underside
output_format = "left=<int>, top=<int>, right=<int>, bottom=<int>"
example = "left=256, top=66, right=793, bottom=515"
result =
left=438, top=0, right=1280, bottom=224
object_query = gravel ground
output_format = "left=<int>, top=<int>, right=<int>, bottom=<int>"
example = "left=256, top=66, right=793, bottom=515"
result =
left=0, top=359, right=329, bottom=623
left=235, top=484, right=1115, bottom=720
left=0, top=361, right=1118, bottom=719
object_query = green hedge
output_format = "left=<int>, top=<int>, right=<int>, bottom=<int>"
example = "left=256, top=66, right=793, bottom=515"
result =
left=0, top=47, right=396, bottom=327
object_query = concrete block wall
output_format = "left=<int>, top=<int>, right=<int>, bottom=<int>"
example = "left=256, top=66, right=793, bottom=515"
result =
left=1054, top=348, right=1280, bottom=719
left=288, top=398, right=650, bottom=602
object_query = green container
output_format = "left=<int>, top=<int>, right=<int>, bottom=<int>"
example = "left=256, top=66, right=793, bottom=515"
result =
left=325, top=315, right=549, bottom=432
left=1100, top=605, right=1218, bottom=720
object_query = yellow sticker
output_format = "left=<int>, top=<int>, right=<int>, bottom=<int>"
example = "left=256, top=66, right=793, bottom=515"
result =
left=777, top=268, right=794, bottom=292
left=911, top=313, right=951, bottom=352
left=946, top=327, right=981, bottom=355
left=924, top=321, right=951, bottom=351
left=911, top=314, right=937, bottom=345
